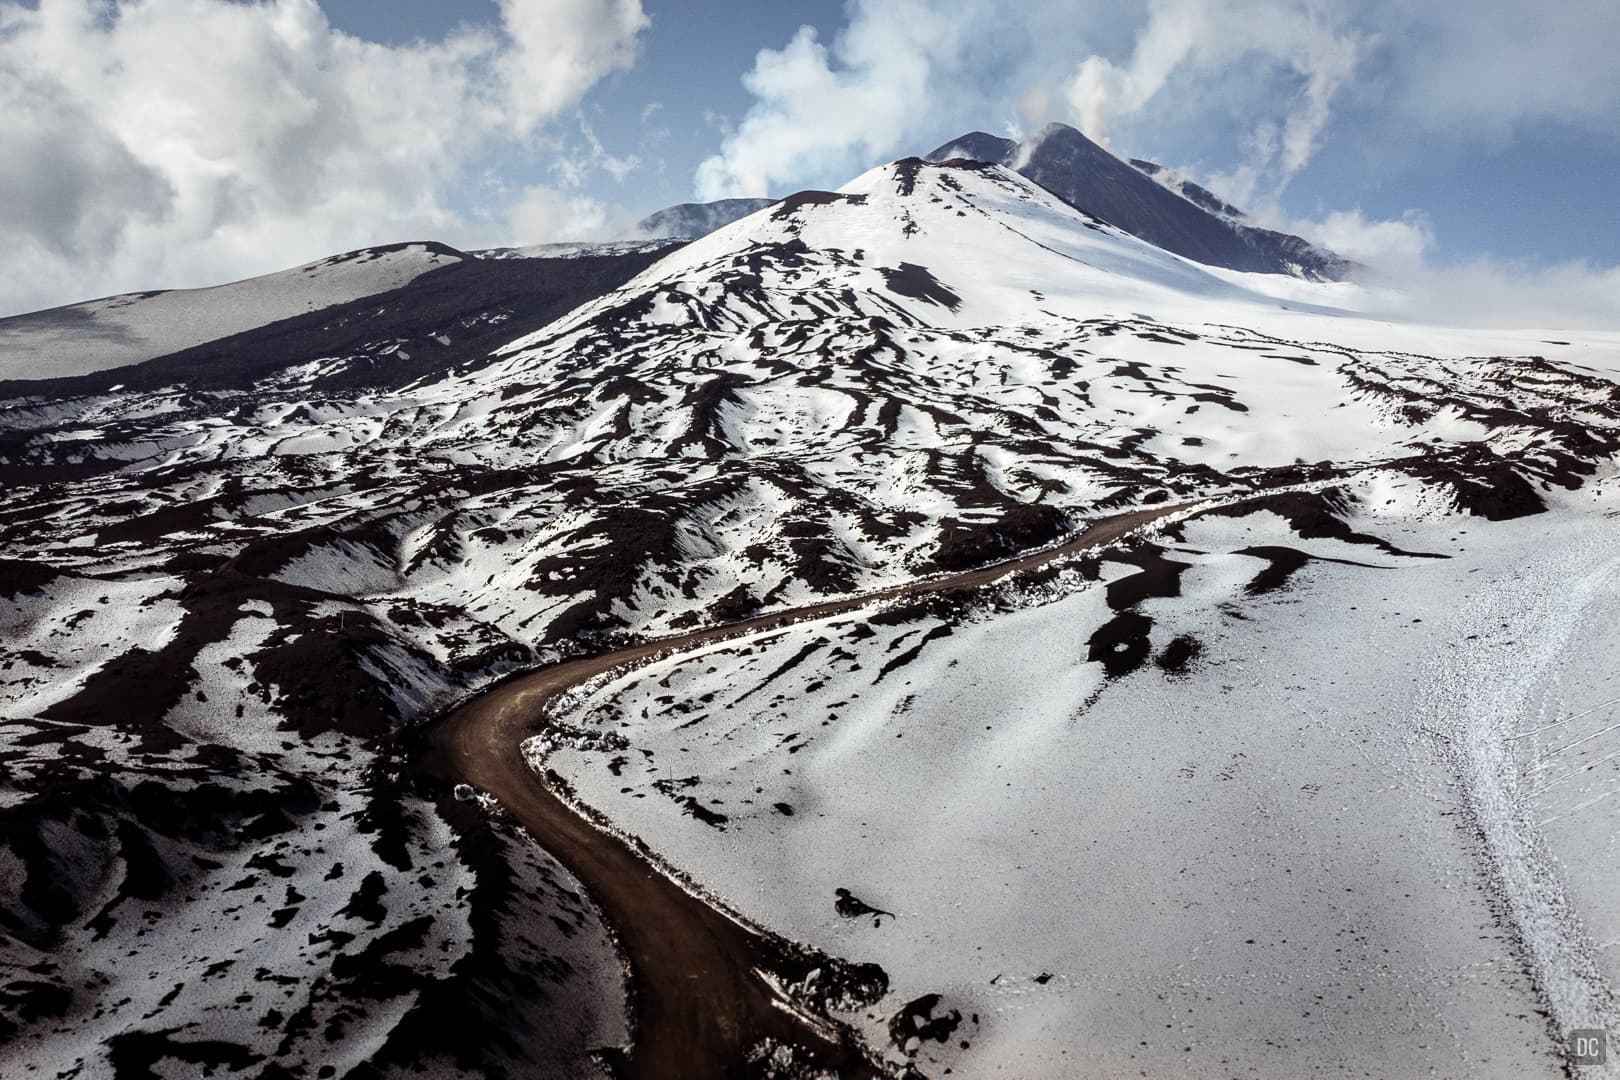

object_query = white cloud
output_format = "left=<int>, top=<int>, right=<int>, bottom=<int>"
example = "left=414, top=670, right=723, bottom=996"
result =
left=1380, top=0, right=1620, bottom=143
left=1362, top=257, right=1620, bottom=332
left=1064, top=2, right=1204, bottom=150
left=693, top=0, right=1372, bottom=205
left=1299, top=209, right=1434, bottom=273
left=1053, top=0, right=1620, bottom=197
left=1220, top=196, right=1437, bottom=275
left=0, top=0, right=648, bottom=316
left=702, top=108, right=734, bottom=138
left=699, top=1, right=1620, bottom=215
left=1255, top=205, right=1620, bottom=330
left=497, top=0, right=647, bottom=132
left=693, top=21, right=921, bottom=200
left=575, top=115, right=641, bottom=184
left=1061, top=0, right=1367, bottom=204
left=694, top=0, right=1030, bottom=201
left=507, top=183, right=632, bottom=244
left=691, top=0, right=1619, bottom=330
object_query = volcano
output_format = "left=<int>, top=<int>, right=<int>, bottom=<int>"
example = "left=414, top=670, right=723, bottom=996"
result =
left=928, top=122, right=1355, bottom=280
left=2, top=141, right=1618, bottom=1079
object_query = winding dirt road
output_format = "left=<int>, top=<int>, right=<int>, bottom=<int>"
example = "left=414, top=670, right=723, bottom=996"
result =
left=423, top=505, right=1181, bottom=1078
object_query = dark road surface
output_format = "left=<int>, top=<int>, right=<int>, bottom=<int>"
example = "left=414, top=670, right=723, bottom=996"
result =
left=426, top=505, right=1182, bottom=1078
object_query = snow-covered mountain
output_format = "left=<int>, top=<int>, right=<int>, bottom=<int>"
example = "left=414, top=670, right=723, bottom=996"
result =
left=634, top=197, right=778, bottom=240
left=2, top=153, right=1618, bottom=1078
left=0, top=242, right=677, bottom=399
left=1130, top=157, right=1250, bottom=220
left=0, top=242, right=465, bottom=381
left=928, top=123, right=1356, bottom=280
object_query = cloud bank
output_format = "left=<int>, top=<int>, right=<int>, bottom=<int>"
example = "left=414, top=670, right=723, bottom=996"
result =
left=693, top=0, right=983, bottom=201
left=5, top=0, right=1615, bottom=326
left=0, top=0, right=647, bottom=316
left=701, top=0, right=1620, bottom=204
left=695, top=0, right=1620, bottom=327
left=1063, top=0, right=1366, bottom=207
left=692, top=0, right=1376, bottom=203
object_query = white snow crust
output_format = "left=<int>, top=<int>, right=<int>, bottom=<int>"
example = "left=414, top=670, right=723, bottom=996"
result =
left=0, top=244, right=459, bottom=381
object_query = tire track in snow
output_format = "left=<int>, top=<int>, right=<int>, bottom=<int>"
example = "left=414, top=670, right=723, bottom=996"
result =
left=1426, top=525, right=1620, bottom=1078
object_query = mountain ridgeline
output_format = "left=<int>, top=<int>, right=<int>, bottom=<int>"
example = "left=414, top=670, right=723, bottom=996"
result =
left=927, top=122, right=1355, bottom=280
left=634, top=197, right=777, bottom=240
left=3, top=123, right=1617, bottom=1080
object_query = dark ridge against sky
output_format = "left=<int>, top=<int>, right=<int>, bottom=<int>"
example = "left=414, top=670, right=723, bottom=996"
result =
left=2, top=0, right=1618, bottom=320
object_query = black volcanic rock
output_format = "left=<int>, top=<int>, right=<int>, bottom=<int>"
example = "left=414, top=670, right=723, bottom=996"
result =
left=0, top=244, right=680, bottom=402
left=635, top=198, right=777, bottom=240
left=925, top=130, right=1018, bottom=165
left=1130, top=159, right=1247, bottom=220
left=927, top=123, right=1353, bottom=280
left=3, top=141, right=1619, bottom=1078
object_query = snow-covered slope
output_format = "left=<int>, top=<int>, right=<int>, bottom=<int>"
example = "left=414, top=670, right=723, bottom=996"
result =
left=633, top=197, right=778, bottom=240
left=0, top=243, right=678, bottom=401
left=0, top=243, right=466, bottom=381
left=2, top=157, right=1618, bottom=1077
left=929, top=124, right=1355, bottom=280
left=472, top=239, right=675, bottom=260
left=544, top=490, right=1620, bottom=1077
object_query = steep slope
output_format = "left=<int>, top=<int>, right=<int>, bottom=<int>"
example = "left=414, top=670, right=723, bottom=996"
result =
left=927, top=130, right=1017, bottom=165
left=0, top=243, right=466, bottom=381
left=2, top=156, right=1618, bottom=1076
left=634, top=197, right=778, bottom=240
left=547, top=493, right=1620, bottom=1077
left=1130, top=157, right=1248, bottom=219
left=927, top=123, right=1354, bottom=280
left=472, top=239, right=675, bottom=260
left=0, top=243, right=679, bottom=402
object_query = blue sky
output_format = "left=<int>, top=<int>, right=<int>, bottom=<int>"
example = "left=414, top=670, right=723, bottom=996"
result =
left=3, top=0, right=1618, bottom=316
left=317, top=0, right=854, bottom=226
left=312, top=0, right=1620, bottom=270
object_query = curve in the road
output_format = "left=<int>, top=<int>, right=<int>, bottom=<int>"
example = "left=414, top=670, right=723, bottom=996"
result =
left=423, top=504, right=1183, bottom=1078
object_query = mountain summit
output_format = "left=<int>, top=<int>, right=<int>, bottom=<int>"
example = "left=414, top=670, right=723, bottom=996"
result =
left=634, top=197, right=776, bottom=239
left=927, top=122, right=1353, bottom=280
left=3, top=137, right=1618, bottom=1080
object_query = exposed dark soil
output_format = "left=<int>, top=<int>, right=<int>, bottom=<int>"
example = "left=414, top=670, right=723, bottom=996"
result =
left=1394, top=445, right=1547, bottom=520
left=836, top=887, right=896, bottom=928
left=1199, top=489, right=1447, bottom=560
left=879, top=263, right=962, bottom=311
left=771, top=191, right=870, bottom=220
left=887, top=993, right=963, bottom=1055
left=933, top=503, right=1072, bottom=572
left=415, top=504, right=1180, bottom=1079
left=1154, top=634, right=1203, bottom=675
left=0, top=558, right=64, bottom=599
left=0, top=246, right=679, bottom=402
left=1234, top=545, right=1386, bottom=594
left=1083, top=541, right=1191, bottom=679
